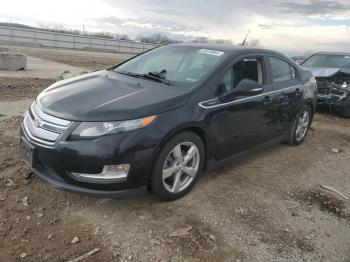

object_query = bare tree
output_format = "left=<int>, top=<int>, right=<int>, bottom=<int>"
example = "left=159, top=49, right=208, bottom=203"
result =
left=139, top=33, right=179, bottom=44
left=116, top=34, right=130, bottom=41
left=89, top=31, right=114, bottom=39
left=240, top=38, right=261, bottom=47
left=38, top=22, right=67, bottom=33
left=212, top=39, right=234, bottom=45
left=190, top=36, right=234, bottom=45
left=190, top=36, right=209, bottom=43
left=248, top=38, right=261, bottom=47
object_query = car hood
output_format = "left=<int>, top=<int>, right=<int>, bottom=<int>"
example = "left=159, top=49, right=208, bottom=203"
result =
left=37, top=70, right=192, bottom=121
left=306, top=67, right=350, bottom=78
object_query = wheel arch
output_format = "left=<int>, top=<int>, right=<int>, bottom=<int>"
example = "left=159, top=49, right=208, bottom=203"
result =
left=304, top=98, right=315, bottom=117
left=158, top=124, right=214, bottom=165
left=148, top=123, right=215, bottom=187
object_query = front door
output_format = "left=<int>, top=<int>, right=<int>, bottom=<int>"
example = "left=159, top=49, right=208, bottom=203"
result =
left=204, top=55, right=275, bottom=160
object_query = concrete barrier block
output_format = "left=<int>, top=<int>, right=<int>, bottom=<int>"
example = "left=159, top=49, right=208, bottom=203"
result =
left=0, top=52, right=27, bottom=71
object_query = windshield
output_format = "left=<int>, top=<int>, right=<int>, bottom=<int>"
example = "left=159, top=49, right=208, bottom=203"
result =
left=114, top=45, right=227, bottom=86
left=302, top=54, right=350, bottom=69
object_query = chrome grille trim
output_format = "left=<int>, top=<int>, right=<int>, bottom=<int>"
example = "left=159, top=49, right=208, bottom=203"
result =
left=31, top=102, right=71, bottom=127
left=23, top=102, right=73, bottom=146
left=23, top=113, right=59, bottom=145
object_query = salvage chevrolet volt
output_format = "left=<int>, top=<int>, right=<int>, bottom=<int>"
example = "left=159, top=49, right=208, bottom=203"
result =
left=302, top=52, right=350, bottom=117
left=20, top=44, right=317, bottom=201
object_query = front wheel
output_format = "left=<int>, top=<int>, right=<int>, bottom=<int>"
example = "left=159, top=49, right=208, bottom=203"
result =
left=287, top=105, right=312, bottom=146
left=150, top=132, right=205, bottom=201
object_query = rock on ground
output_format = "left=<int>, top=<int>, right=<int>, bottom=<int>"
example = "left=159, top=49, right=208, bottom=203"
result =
left=0, top=52, right=27, bottom=71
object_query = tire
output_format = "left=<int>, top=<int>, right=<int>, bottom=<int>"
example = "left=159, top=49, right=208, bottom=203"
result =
left=150, top=132, right=205, bottom=201
left=286, top=105, right=312, bottom=146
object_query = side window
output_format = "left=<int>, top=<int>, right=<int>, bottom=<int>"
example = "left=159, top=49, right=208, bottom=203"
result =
left=223, top=69, right=233, bottom=92
left=269, top=57, right=296, bottom=82
left=216, top=57, right=263, bottom=96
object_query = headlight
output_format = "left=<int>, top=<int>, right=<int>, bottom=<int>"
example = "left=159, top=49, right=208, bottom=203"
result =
left=341, top=81, right=350, bottom=90
left=71, top=115, right=156, bottom=138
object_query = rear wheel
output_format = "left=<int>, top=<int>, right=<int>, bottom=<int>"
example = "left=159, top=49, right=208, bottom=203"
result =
left=151, top=132, right=205, bottom=201
left=287, top=105, right=312, bottom=146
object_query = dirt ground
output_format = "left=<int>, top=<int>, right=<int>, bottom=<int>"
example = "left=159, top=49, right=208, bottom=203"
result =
left=0, top=46, right=350, bottom=262
left=2, top=46, right=133, bottom=71
left=0, top=78, right=55, bottom=102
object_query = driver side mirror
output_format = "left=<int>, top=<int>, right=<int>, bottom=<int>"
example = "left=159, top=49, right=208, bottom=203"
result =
left=219, top=79, right=263, bottom=102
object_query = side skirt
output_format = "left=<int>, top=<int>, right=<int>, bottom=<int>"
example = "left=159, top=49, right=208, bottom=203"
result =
left=206, top=135, right=288, bottom=171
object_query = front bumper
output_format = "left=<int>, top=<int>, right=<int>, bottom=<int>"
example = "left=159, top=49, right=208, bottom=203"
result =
left=317, top=94, right=350, bottom=109
left=20, top=121, right=164, bottom=198
left=29, top=161, right=147, bottom=198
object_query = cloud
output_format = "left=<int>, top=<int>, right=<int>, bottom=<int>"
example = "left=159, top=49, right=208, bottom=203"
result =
left=2, top=0, right=350, bottom=53
left=275, top=0, right=350, bottom=15
left=89, top=16, right=202, bottom=40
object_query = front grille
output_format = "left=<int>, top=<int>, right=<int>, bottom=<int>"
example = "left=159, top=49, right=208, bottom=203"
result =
left=316, top=78, right=344, bottom=97
left=23, top=102, right=72, bottom=146
left=318, top=88, right=329, bottom=95
left=332, top=88, right=344, bottom=96
left=316, top=78, right=330, bottom=95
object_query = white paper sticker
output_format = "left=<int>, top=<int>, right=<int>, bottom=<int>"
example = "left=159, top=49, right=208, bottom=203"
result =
left=198, top=49, right=224, bottom=56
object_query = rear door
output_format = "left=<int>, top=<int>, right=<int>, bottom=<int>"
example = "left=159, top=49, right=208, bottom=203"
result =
left=263, top=55, right=303, bottom=138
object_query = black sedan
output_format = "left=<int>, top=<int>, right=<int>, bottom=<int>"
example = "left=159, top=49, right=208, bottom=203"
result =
left=20, top=44, right=317, bottom=201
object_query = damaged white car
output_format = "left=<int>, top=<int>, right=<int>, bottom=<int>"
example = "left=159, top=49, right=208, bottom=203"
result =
left=302, top=52, right=350, bottom=117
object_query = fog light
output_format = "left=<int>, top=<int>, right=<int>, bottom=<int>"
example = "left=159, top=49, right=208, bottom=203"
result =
left=70, top=164, right=130, bottom=183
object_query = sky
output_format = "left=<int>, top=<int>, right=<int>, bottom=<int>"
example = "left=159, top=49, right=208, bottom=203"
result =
left=1, top=0, right=350, bottom=54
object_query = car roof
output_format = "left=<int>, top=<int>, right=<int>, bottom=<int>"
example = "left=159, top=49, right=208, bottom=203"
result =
left=313, top=51, right=350, bottom=56
left=171, top=43, right=283, bottom=56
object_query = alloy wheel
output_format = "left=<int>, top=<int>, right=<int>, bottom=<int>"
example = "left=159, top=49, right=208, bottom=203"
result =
left=295, top=110, right=310, bottom=142
left=162, top=142, right=200, bottom=193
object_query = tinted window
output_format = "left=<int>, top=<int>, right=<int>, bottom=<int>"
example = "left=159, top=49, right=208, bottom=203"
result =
left=216, top=57, right=263, bottom=95
left=222, top=69, right=233, bottom=93
left=270, top=57, right=295, bottom=82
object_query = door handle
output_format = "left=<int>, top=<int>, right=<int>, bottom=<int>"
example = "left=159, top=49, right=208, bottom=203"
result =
left=263, top=96, right=271, bottom=105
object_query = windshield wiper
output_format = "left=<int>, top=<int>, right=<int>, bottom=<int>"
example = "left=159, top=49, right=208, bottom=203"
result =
left=145, top=70, right=173, bottom=86
left=117, top=70, right=173, bottom=86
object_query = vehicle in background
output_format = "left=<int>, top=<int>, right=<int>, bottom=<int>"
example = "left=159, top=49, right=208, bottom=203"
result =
left=302, top=52, right=350, bottom=117
left=20, top=44, right=317, bottom=201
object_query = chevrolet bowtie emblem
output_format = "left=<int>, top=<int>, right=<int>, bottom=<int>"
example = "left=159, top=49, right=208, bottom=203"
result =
left=34, top=118, right=42, bottom=128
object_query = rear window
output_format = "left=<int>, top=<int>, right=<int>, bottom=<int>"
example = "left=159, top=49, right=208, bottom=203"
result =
left=269, top=57, right=296, bottom=82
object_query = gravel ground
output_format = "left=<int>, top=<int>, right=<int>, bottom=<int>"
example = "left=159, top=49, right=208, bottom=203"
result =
left=0, top=47, right=349, bottom=261
left=0, top=78, right=55, bottom=102
left=0, top=113, right=349, bottom=261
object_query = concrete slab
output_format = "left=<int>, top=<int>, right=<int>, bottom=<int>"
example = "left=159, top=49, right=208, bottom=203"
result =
left=0, top=52, right=27, bottom=70
left=0, top=56, right=89, bottom=79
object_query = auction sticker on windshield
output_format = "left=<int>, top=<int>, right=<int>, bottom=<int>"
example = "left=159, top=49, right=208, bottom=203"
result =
left=198, top=49, right=224, bottom=56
